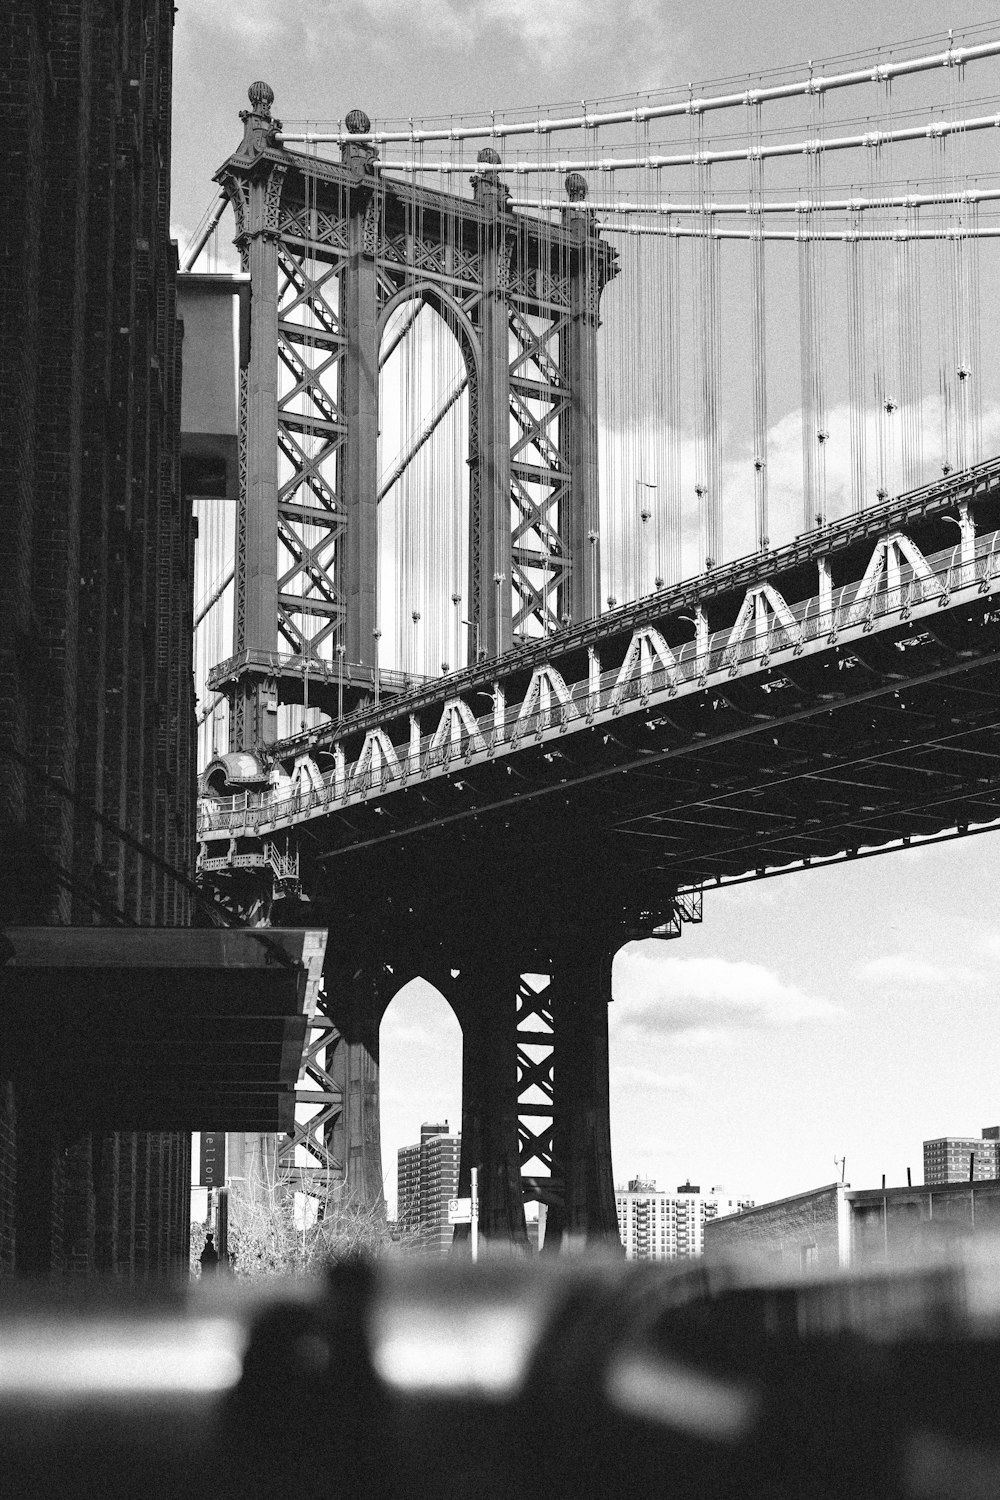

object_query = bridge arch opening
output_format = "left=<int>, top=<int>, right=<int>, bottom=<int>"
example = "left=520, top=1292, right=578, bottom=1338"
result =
left=379, top=975, right=463, bottom=1236
left=377, top=290, right=473, bottom=680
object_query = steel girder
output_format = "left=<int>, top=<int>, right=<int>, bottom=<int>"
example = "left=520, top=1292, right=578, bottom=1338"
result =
left=200, top=459, right=1000, bottom=903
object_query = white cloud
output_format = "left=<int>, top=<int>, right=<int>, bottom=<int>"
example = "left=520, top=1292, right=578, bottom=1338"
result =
left=854, top=953, right=980, bottom=990
left=178, top=0, right=688, bottom=105
left=610, top=949, right=838, bottom=1042
left=614, top=1063, right=701, bottom=1096
left=976, top=933, right=1000, bottom=962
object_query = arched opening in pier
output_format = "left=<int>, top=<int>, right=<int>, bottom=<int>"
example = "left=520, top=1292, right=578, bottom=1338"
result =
left=379, top=976, right=463, bottom=1232
left=377, top=291, right=473, bottom=681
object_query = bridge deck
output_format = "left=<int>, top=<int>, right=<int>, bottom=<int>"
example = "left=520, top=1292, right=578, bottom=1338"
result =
left=199, top=462, right=1000, bottom=919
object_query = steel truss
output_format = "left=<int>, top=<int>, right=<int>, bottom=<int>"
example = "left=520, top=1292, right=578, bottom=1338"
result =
left=212, top=85, right=616, bottom=751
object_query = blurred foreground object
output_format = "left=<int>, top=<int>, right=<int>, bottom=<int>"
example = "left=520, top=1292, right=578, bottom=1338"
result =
left=3, top=1253, right=1000, bottom=1498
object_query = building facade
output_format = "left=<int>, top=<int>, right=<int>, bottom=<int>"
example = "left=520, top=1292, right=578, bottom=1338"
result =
left=397, top=1122, right=461, bottom=1255
left=923, top=1126, right=1000, bottom=1185
left=704, top=1179, right=1000, bottom=1270
left=0, top=0, right=195, bottom=1278
left=615, top=1177, right=752, bottom=1261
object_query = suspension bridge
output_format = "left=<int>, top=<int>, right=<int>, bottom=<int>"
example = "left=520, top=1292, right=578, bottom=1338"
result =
left=185, top=28, right=1000, bottom=1246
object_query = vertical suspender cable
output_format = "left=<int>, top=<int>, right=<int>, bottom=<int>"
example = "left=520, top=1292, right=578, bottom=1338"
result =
left=897, top=202, right=923, bottom=490
left=870, top=72, right=893, bottom=503
left=813, top=89, right=829, bottom=527
left=694, top=110, right=721, bottom=570
left=969, top=197, right=983, bottom=466
left=667, top=213, right=681, bottom=582
left=748, top=99, right=769, bottom=550
left=933, top=131, right=954, bottom=474
left=847, top=210, right=867, bottom=512
left=797, top=80, right=824, bottom=531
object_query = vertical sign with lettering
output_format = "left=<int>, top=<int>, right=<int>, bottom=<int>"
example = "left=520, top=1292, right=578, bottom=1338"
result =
left=200, top=1132, right=226, bottom=1188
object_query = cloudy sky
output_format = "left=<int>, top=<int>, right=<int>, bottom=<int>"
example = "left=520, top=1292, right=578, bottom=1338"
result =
left=173, top=1, right=1000, bottom=1213
left=171, top=0, right=1000, bottom=246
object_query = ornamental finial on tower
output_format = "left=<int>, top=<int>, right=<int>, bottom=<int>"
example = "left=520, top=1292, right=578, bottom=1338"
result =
left=471, top=146, right=509, bottom=209
left=564, top=171, right=588, bottom=202
left=561, top=168, right=598, bottom=240
left=247, top=81, right=274, bottom=117
left=341, top=107, right=378, bottom=177
left=239, top=81, right=282, bottom=156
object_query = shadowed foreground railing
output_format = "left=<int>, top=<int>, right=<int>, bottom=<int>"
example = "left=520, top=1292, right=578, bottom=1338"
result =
left=4, top=1252, right=1000, bottom=1498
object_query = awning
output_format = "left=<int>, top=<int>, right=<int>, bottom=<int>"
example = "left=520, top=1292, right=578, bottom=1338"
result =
left=0, top=928, right=327, bottom=1133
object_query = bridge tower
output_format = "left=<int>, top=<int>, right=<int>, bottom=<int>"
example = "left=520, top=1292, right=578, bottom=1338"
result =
left=212, top=82, right=616, bottom=749
left=205, top=84, right=624, bottom=1247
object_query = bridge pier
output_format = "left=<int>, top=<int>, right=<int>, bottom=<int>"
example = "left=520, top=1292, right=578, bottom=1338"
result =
left=545, top=933, right=619, bottom=1249
left=453, top=953, right=529, bottom=1248
left=443, top=923, right=620, bottom=1254
left=323, top=969, right=386, bottom=1211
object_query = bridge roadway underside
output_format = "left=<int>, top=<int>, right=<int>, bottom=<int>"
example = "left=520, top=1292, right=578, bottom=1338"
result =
left=204, top=480, right=1000, bottom=1245
left=291, top=583, right=1000, bottom=946
left=347, top=630, right=995, bottom=1237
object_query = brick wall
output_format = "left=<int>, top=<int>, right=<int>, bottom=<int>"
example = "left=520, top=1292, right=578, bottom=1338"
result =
left=94, top=1133, right=120, bottom=1274
left=0, top=0, right=194, bottom=1281
left=704, top=1183, right=845, bottom=1274
left=704, top=1180, right=1000, bottom=1273
left=0, top=1082, right=15, bottom=1275
left=0, top=7, right=44, bottom=838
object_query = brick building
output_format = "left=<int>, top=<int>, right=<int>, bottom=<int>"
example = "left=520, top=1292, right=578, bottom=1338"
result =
left=923, top=1126, right=1000, bottom=1185
left=0, top=1, right=195, bottom=1277
left=703, top=1179, right=1000, bottom=1271
left=398, top=1123, right=462, bottom=1254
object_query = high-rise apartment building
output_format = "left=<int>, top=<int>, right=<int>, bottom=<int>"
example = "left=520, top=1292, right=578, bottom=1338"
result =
left=923, top=1126, right=1000, bottom=1184
left=615, top=1177, right=753, bottom=1261
left=397, top=1122, right=461, bottom=1254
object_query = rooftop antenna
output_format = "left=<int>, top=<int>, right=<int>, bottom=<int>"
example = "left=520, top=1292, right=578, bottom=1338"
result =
left=834, top=1155, right=846, bottom=1184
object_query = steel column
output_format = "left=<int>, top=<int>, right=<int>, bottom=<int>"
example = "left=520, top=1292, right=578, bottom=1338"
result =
left=454, top=953, right=529, bottom=1247
left=230, top=154, right=285, bottom=749
left=544, top=931, right=620, bottom=1249
left=472, top=170, right=514, bottom=657
left=324, top=969, right=386, bottom=1210
left=342, top=178, right=379, bottom=667
left=562, top=206, right=603, bottom=626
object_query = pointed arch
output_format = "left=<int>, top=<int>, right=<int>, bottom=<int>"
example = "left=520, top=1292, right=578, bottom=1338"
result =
left=724, top=582, right=802, bottom=667
left=610, top=627, right=679, bottom=707
left=850, top=531, right=945, bottom=624
left=377, top=281, right=482, bottom=384
left=379, top=975, right=464, bottom=1240
left=430, top=696, right=487, bottom=755
left=351, top=728, right=401, bottom=790
left=517, top=664, right=579, bottom=728
left=377, top=283, right=480, bottom=678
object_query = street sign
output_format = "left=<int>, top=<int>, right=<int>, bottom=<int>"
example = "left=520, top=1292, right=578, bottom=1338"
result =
left=448, top=1197, right=472, bottom=1225
left=200, top=1132, right=226, bottom=1188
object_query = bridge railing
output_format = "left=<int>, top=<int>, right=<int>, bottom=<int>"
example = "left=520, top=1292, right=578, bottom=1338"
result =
left=198, top=532, right=1000, bottom=839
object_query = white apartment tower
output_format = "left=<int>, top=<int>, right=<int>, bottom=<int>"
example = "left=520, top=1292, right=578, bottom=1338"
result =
left=615, top=1177, right=753, bottom=1261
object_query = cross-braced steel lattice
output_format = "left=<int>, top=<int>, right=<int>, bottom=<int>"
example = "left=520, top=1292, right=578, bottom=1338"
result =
left=212, top=84, right=616, bottom=752
left=516, top=974, right=556, bottom=1204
